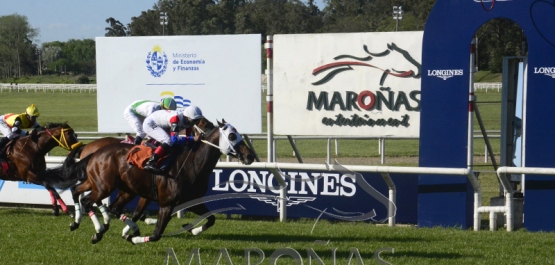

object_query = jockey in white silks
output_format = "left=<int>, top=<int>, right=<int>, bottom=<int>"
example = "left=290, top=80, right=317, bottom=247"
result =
left=142, top=105, right=204, bottom=174
left=123, top=98, right=177, bottom=145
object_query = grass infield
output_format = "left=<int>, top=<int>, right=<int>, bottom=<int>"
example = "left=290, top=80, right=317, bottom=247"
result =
left=0, top=208, right=554, bottom=265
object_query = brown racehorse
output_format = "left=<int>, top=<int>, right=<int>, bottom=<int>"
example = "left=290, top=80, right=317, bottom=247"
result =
left=53, top=119, right=253, bottom=244
left=64, top=121, right=210, bottom=233
left=0, top=122, right=82, bottom=216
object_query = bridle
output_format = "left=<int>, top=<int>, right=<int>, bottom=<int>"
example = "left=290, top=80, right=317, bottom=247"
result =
left=45, top=127, right=83, bottom=151
left=195, top=124, right=241, bottom=157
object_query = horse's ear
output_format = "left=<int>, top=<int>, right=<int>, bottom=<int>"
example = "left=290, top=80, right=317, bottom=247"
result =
left=217, top=120, right=224, bottom=127
left=222, top=118, right=227, bottom=124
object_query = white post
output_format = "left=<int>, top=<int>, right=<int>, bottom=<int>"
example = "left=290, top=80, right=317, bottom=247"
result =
left=265, top=36, right=274, bottom=162
left=468, top=39, right=477, bottom=170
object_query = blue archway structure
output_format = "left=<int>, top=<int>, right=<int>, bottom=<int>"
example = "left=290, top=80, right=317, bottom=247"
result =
left=420, top=0, right=555, bottom=231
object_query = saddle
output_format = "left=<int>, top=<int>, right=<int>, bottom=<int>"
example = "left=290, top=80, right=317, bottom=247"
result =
left=126, top=145, right=175, bottom=171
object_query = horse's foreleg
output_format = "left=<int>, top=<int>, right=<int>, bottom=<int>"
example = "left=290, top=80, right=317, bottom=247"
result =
left=126, top=206, right=173, bottom=245
left=47, top=188, right=59, bottom=216
left=184, top=204, right=215, bottom=236
left=47, top=187, right=74, bottom=217
left=131, top=198, right=156, bottom=225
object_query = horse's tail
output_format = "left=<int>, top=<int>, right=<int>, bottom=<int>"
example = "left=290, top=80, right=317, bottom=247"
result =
left=42, top=147, right=92, bottom=190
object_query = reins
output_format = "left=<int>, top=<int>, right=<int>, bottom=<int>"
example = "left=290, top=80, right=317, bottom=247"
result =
left=174, top=124, right=218, bottom=177
left=45, top=127, right=83, bottom=151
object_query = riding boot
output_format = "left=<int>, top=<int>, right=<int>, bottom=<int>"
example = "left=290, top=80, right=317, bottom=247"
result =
left=133, top=136, right=143, bottom=145
left=143, top=144, right=170, bottom=174
left=0, top=137, right=10, bottom=154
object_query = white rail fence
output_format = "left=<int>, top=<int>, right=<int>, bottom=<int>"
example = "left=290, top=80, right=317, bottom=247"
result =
left=0, top=83, right=96, bottom=93
left=1, top=81, right=502, bottom=93
left=44, top=157, right=548, bottom=231
left=474, top=82, right=502, bottom=92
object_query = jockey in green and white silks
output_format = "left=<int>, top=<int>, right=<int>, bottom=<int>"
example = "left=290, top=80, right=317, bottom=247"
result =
left=123, top=98, right=177, bottom=145
left=142, top=105, right=204, bottom=174
left=0, top=104, right=41, bottom=151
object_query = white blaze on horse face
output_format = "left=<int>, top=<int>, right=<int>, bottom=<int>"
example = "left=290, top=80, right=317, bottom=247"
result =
left=219, top=124, right=243, bottom=156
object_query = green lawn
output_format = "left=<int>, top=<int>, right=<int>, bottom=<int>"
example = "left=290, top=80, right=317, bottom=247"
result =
left=0, top=208, right=553, bottom=265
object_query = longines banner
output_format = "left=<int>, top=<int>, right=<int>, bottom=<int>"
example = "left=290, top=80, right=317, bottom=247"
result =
left=273, top=32, right=423, bottom=137
left=96, top=35, right=262, bottom=134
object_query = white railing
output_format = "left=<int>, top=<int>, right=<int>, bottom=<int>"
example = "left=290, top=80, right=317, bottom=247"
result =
left=0, top=81, right=500, bottom=93
left=474, top=82, right=502, bottom=92
left=43, top=155, right=555, bottom=232
left=0, top=83, right=96, bottom=93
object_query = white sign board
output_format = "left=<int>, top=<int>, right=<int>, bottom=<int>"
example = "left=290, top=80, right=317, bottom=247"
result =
left=96, top=35, right=262, bottom=134
left=273, top=32, right=422, bottom=137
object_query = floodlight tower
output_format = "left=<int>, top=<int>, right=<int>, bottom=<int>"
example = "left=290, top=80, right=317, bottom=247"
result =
left=160, top=12, right=169, bottom=36
left=393, top=6, right=403, bottom=32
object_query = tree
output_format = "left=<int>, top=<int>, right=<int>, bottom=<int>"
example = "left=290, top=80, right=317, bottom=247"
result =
left=0, top=14, right=38, bottom=78
left=105, top=17, right=129, bottom=36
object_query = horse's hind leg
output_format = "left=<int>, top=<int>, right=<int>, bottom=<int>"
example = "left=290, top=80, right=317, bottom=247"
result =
left=125, top=206, right=173, bottom=245
left=79, top=190, right=108, bottom=244
left=182, top=204, right=215, bottom=236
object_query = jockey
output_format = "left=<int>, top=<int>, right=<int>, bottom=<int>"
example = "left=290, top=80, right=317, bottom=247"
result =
left=0, top=104, right=41, bottom=151
left=123, top=97, right=177, bottom=145
left=142, top=105, right=204, bottom=174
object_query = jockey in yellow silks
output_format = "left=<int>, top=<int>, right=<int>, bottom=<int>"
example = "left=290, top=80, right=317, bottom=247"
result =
left=0, top=104, right=41, bottom=151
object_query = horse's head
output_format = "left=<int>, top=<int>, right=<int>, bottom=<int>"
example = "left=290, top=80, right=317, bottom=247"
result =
left=36, top=122, right=83, bottom=151
left=208, top=119, right=254, bottom=165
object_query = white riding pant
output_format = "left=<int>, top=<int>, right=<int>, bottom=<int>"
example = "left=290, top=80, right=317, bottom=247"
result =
left=123, top=106, right=146, bottom=138
left=142, top=119, right=173, bottom=147
left=0, top=116, right=16, bottom=139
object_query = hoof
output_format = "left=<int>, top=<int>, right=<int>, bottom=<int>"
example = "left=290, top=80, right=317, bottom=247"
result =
left=52, top=207, right=59, bottom=216
left=123, top=234, right=136, bottom=245
left=91, top=232, right=104, bottom=244
left=70, top=222, right=80, bottom=231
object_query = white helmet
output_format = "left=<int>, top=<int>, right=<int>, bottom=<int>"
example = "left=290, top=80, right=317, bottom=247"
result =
left=183, top=105, right=204, bottom=120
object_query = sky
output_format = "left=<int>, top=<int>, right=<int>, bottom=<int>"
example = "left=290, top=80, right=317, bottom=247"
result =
left=1, top=0, right=326, bottom=45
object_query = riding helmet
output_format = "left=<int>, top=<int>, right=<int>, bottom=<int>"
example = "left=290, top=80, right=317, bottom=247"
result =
left=183, top=105, right=204, bottom=120
left=26, top=104, right=40, bottom=117
left=160, top=97, right=177, bottom=110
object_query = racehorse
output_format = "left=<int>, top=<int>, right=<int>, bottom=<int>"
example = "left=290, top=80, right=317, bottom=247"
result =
left=62, top=119, right=212, bottom=232
left=0, top=122, right=82, bottom=216
left=54, top=119, right=254, bottom=244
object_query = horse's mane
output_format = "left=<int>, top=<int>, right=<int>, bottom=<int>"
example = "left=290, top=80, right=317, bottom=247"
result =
left=36, top=122, right=71, bottom=131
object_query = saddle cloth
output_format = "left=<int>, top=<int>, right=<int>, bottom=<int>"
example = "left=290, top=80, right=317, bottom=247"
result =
left=126, top=145, right=154, bottom=169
